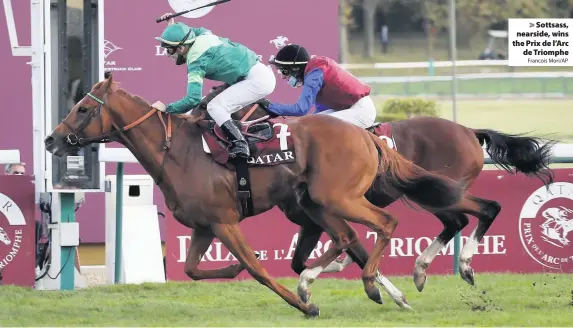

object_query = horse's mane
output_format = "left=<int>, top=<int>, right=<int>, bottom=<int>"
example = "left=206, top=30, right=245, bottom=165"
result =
left=116, top=89, right=153, bottom=110
left=114, top=84, right=208, bottom=124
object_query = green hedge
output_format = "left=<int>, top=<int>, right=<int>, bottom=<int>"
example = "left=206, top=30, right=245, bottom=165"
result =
left=376, top=98, right=439, bottom=122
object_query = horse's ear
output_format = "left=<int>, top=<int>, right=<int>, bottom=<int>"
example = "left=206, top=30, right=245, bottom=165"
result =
left=104, top=71, right=113, bottom=91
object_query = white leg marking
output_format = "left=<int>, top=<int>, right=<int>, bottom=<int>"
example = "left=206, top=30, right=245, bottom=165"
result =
left=375, top=271, right=412, bottom=310
left=459, top=228, right=478, bottom=269
left=415, top=238, right=445, bottom=269
left=322, top=255, right=354, bottom=273
left=413, top=238, right=445, bottom=292
left=298, top=266, right=324, bottom=291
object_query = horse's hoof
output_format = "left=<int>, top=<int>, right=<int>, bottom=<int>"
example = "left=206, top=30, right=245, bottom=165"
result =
left=401, top=296, right=414, bottom=311
left=392, top=294, right=413, bottom=310
left=365, top=285, right=383, bottom=304
left=460, top=266, right=475, bottom=286
left=413, top=268, right=427, bottom=292
left=305, top=303, right=320, bottom=318
left=297, top=286, right=312, bottom=304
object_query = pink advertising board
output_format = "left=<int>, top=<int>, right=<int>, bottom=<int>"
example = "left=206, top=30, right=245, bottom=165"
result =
left=0, top=175, right=37, bottom=287
left=165, top=169, right=573, bottom=281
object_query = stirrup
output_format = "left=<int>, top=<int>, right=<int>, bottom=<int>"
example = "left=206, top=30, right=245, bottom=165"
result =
left=229, top=141, right=250, bottom=158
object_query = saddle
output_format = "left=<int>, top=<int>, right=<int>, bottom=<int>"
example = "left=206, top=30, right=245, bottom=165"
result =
left=197, top=116, right=274, bottom=156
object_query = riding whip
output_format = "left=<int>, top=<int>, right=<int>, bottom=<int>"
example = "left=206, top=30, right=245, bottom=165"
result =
left=156, top=0, right=232, bottom=23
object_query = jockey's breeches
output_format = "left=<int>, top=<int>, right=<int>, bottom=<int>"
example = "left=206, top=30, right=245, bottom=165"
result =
left=317, top=95, right=377, bottom=129
left=207, top=61, right=276, bottom=126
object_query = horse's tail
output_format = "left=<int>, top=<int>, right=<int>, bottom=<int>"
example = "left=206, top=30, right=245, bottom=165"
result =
left=472, top=129, right=556, bottom=187
left=368, top=134, right=464, bottom=210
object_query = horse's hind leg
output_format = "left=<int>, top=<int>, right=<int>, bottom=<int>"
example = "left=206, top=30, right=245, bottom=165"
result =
left=183, top=227, right=248, bottom=280
left=211, top=222, right=320, bottom=317
left=413, top=211, right=469, bottom=292
left=452, top=195, right=501, bottom=285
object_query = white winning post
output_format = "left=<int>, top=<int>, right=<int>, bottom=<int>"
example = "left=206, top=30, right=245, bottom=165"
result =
left=100, top=147, right=165, bottom=285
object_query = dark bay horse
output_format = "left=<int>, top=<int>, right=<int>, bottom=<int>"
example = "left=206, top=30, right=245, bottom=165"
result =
left=200, top=84, right=556, bottom=305
left=45, top=73, right=483, bottom=317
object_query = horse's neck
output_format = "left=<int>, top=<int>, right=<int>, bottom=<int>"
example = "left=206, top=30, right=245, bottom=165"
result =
left=112, top=108, right=199, bottom=182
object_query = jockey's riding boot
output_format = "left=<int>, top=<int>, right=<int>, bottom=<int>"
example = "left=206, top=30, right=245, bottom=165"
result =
left=221, top=120, right=250, bottom=159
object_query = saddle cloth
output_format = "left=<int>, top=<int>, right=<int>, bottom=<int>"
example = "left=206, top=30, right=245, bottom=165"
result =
left=367, top=122, right=398, bottom=151
left=201, top=119, right=396, bottom=167
left=201, top=117, right=297, bottom=167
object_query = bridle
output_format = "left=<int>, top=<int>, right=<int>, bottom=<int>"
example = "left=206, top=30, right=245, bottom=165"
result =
left=63, top=92, right=172, bottom=149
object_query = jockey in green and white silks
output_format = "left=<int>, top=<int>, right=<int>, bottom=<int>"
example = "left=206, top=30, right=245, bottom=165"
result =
left=153, top=15, right=276, bottom=159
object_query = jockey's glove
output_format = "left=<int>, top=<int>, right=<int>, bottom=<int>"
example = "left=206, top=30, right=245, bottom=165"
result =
left=152, top=101, right=166, bottom=112
left=257, top=98, right=272, bottom=110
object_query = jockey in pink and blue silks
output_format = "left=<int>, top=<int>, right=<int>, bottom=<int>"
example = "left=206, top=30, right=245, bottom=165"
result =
left=152, top=14, right=276, bottom=159
left=263, top=44, right=376, bottom=129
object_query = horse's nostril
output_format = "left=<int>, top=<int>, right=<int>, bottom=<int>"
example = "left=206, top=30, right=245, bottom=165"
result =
left=44, top=136, right=54, bottom=146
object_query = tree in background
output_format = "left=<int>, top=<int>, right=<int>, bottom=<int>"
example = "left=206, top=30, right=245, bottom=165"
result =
left=418, top=0, right=573, bottom=49
left=342, top=0, right=573, bottom=61
left=339, top=0, right=357, bottom=63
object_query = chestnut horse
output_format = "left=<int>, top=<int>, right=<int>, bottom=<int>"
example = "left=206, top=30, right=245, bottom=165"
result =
left=199, top=84, right=556, bottom=305
left=45, top=73, right=484, bottom=316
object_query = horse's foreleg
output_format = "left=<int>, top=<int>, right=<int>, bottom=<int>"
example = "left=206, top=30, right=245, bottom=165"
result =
left=284, top=205, right=354, bottom=274
left=183, top=227, right=246, bottom=280
left=287, top=214, right=353, bottom=275
left=212, top=222, right=320, bottom=317
left=413, top=211, right=469, bottom=292
left=289, top=224, right=324, bottom=275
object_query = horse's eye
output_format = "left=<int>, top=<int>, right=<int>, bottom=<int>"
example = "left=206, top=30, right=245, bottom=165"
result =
left=78, top=107, right=88, bottom=113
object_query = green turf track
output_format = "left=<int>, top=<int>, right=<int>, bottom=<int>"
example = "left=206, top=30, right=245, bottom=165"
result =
left=1, top=273, right=571, bottom=326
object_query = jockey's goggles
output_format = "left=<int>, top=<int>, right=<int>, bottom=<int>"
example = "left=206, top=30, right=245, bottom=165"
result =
left=165, top=47, right=177, bottom=55
left=162, top=29, right=194, bottom=55
left=277, top=68, right=291, bottom=76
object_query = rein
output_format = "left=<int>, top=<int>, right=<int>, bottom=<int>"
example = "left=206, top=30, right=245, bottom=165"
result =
left=240, top=103, right=259, bottom=122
